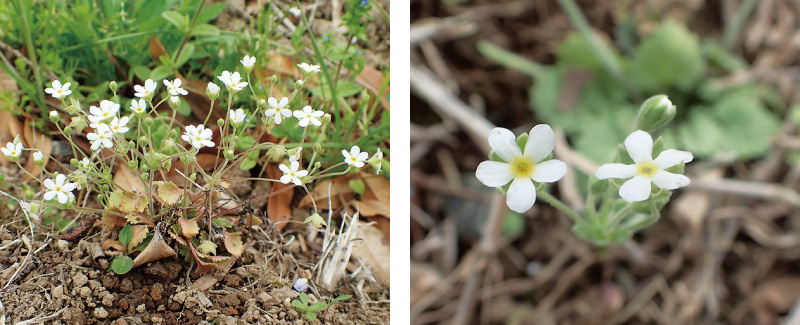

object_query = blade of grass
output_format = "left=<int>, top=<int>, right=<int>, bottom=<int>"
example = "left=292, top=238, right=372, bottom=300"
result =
left=12, top=0, right=46, bottom=111
left=476, top=41, right=544, bottom=79
left=722, top=0, right=758, bottom=51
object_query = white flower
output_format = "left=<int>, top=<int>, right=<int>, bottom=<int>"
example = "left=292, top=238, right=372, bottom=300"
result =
left=342, top=146, right=368, bottom=168
left=79, top=157, right=91, bottom=169
left=217, top=71, right=248, bottom=92
left=130, top=99, right=147, bottom=115
left=43, top=174, right=78, bottom=204
left=475, top=125, right=567, bottom=213
left=297, top=63, right=321, bottom=73
left=45, top=80, right=72, bottom=99
left=595, top=130, right=693, bottom=202
left=240, top=55, right=256, bottom=72
left=181, top=125, right=215, bottom=149
left=88, top=100, right=120, bottom=125
left=288, top=7, right=302, bottom=17
left=1, top=142, right=22, bottom=159
left=108, top=116, right=130, bottom=134
left=264, top=97, right=292, bottom=124
left=293, top=277, right=308, bottom=291
left=207, top=82, right=220, bottom=99
left=32, top=151, right=43, bottom=163
left=289, top=147, right=302, bottom=162
left=87, top=129, right=113, bottom=150
left=229, top=108, right=246, bottom=126
left=168, top=96, right=181, bottom=109
left=293, top=106, right=323, bottom=127
left=163, top=78, right=188, bottom=96
left=369, top=150, right=383, bottom=174
left=134, top=79, right=157, bottom=99
left=279, top=160, right=308, bottom=185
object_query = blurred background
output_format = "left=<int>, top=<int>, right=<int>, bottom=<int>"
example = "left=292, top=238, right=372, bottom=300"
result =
left=410, top=0, right=800, bottom=324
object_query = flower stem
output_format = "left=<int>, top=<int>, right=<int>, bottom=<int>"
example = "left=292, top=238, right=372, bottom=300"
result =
left=536, top=190, right=584, bottom=225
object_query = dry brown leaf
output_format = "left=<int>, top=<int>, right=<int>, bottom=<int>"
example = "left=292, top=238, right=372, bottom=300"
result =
left=132, top=227, right=176, bottom=268
left=179, top=216, right=200, bottom=238
left=223, top=231, right=245, bottom=257
left=101, top=214, right=128, bottom=231
left=350, top=222, right=390, bottom=287
left=149, top=35, right=169, bottom=61
left=127, top=225, right=149, bottom=251
left=299, top=176, right=354, bottom=210
left=367, top=216, right=390, bottom=241
left=101, top=239, right=126, bottom=251
left=114, top=163, right=146, bottom=193
left=355, top=199, right=389, bottom=218
left=154, top=181, right=183, bottom=205
left=266, top=164, right=293, bottom=230
left=193, top=275, right=221, bottom=291
left=354, top=65, right=389, bottom=110
left=21, top=118, right=52, bottom=180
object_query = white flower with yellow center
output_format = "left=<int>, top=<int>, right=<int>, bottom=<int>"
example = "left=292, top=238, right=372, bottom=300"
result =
left=342, top=146, right=368, bottom=168
left=163, top=78, right=188, bottom=96
left=297, top=63, right=321, bottom=74
left=1, top=142, right=22, bottom=159
left=240, top=55, right=256, bottom=73
left=130, top=99, right=147, bottom=116
left=475, top=125, right=567, bottom=213
left=134, top=79, right=157, bottom=99
left=264, top=97, right=292, bottom=124
left=279, top=161, right=308, bottom=186
left=293, top=105, right=323, bottom=127
left=88, top=100, right=120, bottom=126
left=87, top=129, right=113, bottom=150
left=217, top=71, right=248, bottom=92
left=595, top=130, right=693, bottom=202
left=43, top=174, right=78, bottom=204
left=229, top=108, right=246, bottom=127
left=181, top=125, right=215, bottom=149
left=45, top=80, right=72, bottom=99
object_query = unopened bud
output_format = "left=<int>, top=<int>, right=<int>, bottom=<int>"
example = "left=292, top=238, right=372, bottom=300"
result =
left=109, top=81, right=118, bottom=93
left=322, top=114, right=331, bottom=124
left=266, top=147, right=286, bottom=162
left=258, top=99, right=267, bottom=109
left=217, top=118, right=224, bottom=127
left=313, top=143, right=322, bottom=152
left=224, top=149, right=235, bottom=160
left=207, top=82, right=220, bottom=100
left=271, top=75, right=278, bottom=84
left=295, top=79, right=304, bottom=89
left=168, top=96, right=180, bottom=110
left=137, top=136, right=148, bottom=147
left=635, top=95, right=676, bottom=133
left=143, top=117, right=154, bottom=127
left=49, top=110, right=59, bottom=123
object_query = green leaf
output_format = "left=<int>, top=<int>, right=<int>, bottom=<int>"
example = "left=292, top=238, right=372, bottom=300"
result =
left=212, top=218, right=235, bottom=229
left=348, top=179, right=366, bottom=195
left=292, top=299, right=307, bottom=311
left=238, top=158, right=257, bottom=171
left=300, top=292, right=309, bottom=305
left=175, top=43, right=195, bottom=68
left=308, top=302, right=328, bottom=312
left=556, top=33, right=613, bottom=71
left=235, top=136, right=257, bottom=150
left=631, top=19, right=704, bottom=91
left=150, top=65, right=173, bottom=81
left=196, top=2, right=227, bottom=24
left=197, top=240, right=217, bottom=256
left=161, top=11, right=187, bottom=31
left=306, top=312, right=317, bottom=321
left=332, top=294, right=352, bottom=302
left=119, top=224, right=133, bottom=247
left=190, top=24, right=220, bottom=36
left=111, top=255, right=133, bottom=274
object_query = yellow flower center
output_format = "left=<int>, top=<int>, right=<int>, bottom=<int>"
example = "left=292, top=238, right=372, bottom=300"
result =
left=637, top=162, right=659, bottom=178
left=510, top=156, right=536, bottom=178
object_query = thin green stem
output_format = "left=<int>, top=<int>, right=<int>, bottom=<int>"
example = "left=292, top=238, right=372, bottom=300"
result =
left=536, top=190, right=583, bottom=225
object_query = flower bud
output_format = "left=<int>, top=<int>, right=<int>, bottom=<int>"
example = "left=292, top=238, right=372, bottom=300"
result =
left=635, top=95, right=676, bottom=133
left=63, top=127, right=72, bottom=135
left=313, top=143, right=322, bottom=152
left=32, top=151, right=43, bottom=165
left=266, top=147, right=286, bottom=162
left=207, top=82, right=220, bottom=100
left=128, top=159, right=138, bottom=170
left=288, top=146, right=302, bottom=161
left=143, top=117, right=154, bottom=127
left=137, top=136, right=148, bottom=147
left=271, top=75, right=278, bottom=84
left=322, top=113, right=332, bottom=124
left=295, top=79, right=304, bottom=90
left=70, top=158, right=79, bottom=167
left=190, top=172, right=197, bottom=182
left=217, top=118, right=225, bottom=127
left=168, top=96, right=180, bottom=110
left=49, top=110, right=59, bottom=123
left=313, top=161, right=321, bottom=170
left=25, top=191, right=34, bottom=201
left=224, top=149, right=235, bottom=160
left=140, top=164, right=149, bottom=173
left=293, top=278, right=308, bottom=291
left=368, top=150, right=383, bottom=174
left=257, top=99, right=267, bottom=109
left=109, top=81, right=118, bottom=93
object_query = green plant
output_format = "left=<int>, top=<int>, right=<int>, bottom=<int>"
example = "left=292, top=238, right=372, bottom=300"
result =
left=291, top=292, right=352, bottom=322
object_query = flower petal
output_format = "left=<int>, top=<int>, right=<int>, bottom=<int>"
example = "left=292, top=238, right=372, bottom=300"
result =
left=531, top=159, right=566, bottom=183
left=475, top=161, right=513, bottom=187
left=280, top=175, right=291, bottom=184
left=595, top=163, right=637, bottom=179
left=56, top=191, right=67, bottom=204
left=279, top=164, right=290, bottom=173
left=624, top=130, right=653, bottom=164
left=524, top=124, right=556, bottom=162
left=487, top=128, right=521, bottom=162
left=618, top=176, right=652, bottom=202
left=55, top=174, right=66, bottom=186
left=43, top=178, right=55, bottom=190
left=651, top=170, right=690, bottom=190
left=653, top=149, right=693, bottom=169
left=507, top=178, right=536, bottom=213
left=43, top=191, right=56, bottom=201
left=268, top=97, right=278, bottom=108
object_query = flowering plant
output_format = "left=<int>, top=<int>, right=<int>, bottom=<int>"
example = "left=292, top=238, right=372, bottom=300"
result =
left=9, top=54, right=386, bottom=275
left=476, top=95, right=692, bottom=245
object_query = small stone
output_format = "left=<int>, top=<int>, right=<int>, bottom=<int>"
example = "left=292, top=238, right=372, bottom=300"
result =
left=87, top=280, right=102, bottom=291
left=72, top=273, right=88, bottom=289
left=242, top=306, right=260, bottom=322
left=257, top=292, right=273, bottom=304
left=157, top=305, right=165, bottom=312
left=93, top=307, right=109, bottom=319
left=136, top=304, right=146, bottom=313
left=173, top=291, right=189, bottom=304
left=150, top=283, right=164, bottom=301
left=52, top=285, right=65, bottom=300
left=56, top=240, right=70, bottom=253
left=286, top=309, right=299, bottom=319
left=120, top=278, right=133, bottom=293
left=79, top=287, right=91, bottom=298
left=112, top=319, right=128, bottom=325
left=101, top=292, right=114, bottom=307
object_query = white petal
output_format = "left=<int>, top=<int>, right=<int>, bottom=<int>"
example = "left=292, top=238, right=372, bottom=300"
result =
left=279, top=97, right=288, bottom=107
left=43, top=191, right=56, bottom=201
left=524, top=124, right=556, bottom=162
left=653, top=149, right=693, bottom=169
left=55, top=174, right=66, bottom=186
left=487, top=128, right=521, bottom=162
left=595, top=163, right=637, bottom=180
left=62, top=183, right=78, bottom=192
left=268, top=97, right=278, bottom=108
left=618, top=176, right=652, bottom=202
left=475, top=161, right=513, bottom=187
left=293, top=110, right=304, bottom=118
left=56, top=191, right=67, bottom=204
left=298, top=119, right=309, bottom=127
left=43, top=178, right=56, bottom=190
left=280, top=109, right=292, bottom=118
left=280, top=175, right=291, bottom=184
left=651, top=170, right=690, bottom=190
left=624, top=130, right=653, bottom=163
left=507, top=178, right=536, bottom=213
left=296, top=170, right=308, bottom=177
left=290, top=161, right=300, bottom=171
left=531, top=159, right=566, bottom=183
left=279, top=164, right=291, bottom=173
left=357, top=151, right=369, bottom=161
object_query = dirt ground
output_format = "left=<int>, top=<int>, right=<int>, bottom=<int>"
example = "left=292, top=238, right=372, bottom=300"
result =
left=411, top=1, right=800, bottom=324
left=0, top=0, right=390, bottom=324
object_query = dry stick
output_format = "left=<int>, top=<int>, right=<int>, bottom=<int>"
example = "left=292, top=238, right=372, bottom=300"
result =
left=410, top=64, right=495, bottom=152
left=687, top=178, right=800, bottom=207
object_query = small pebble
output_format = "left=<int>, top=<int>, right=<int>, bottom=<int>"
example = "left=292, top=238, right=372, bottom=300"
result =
left=79, top=287, right=91, bottom=298
left=52, top=285, right=64, bottom=300
left=93, top=307, right=109, bottom=319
